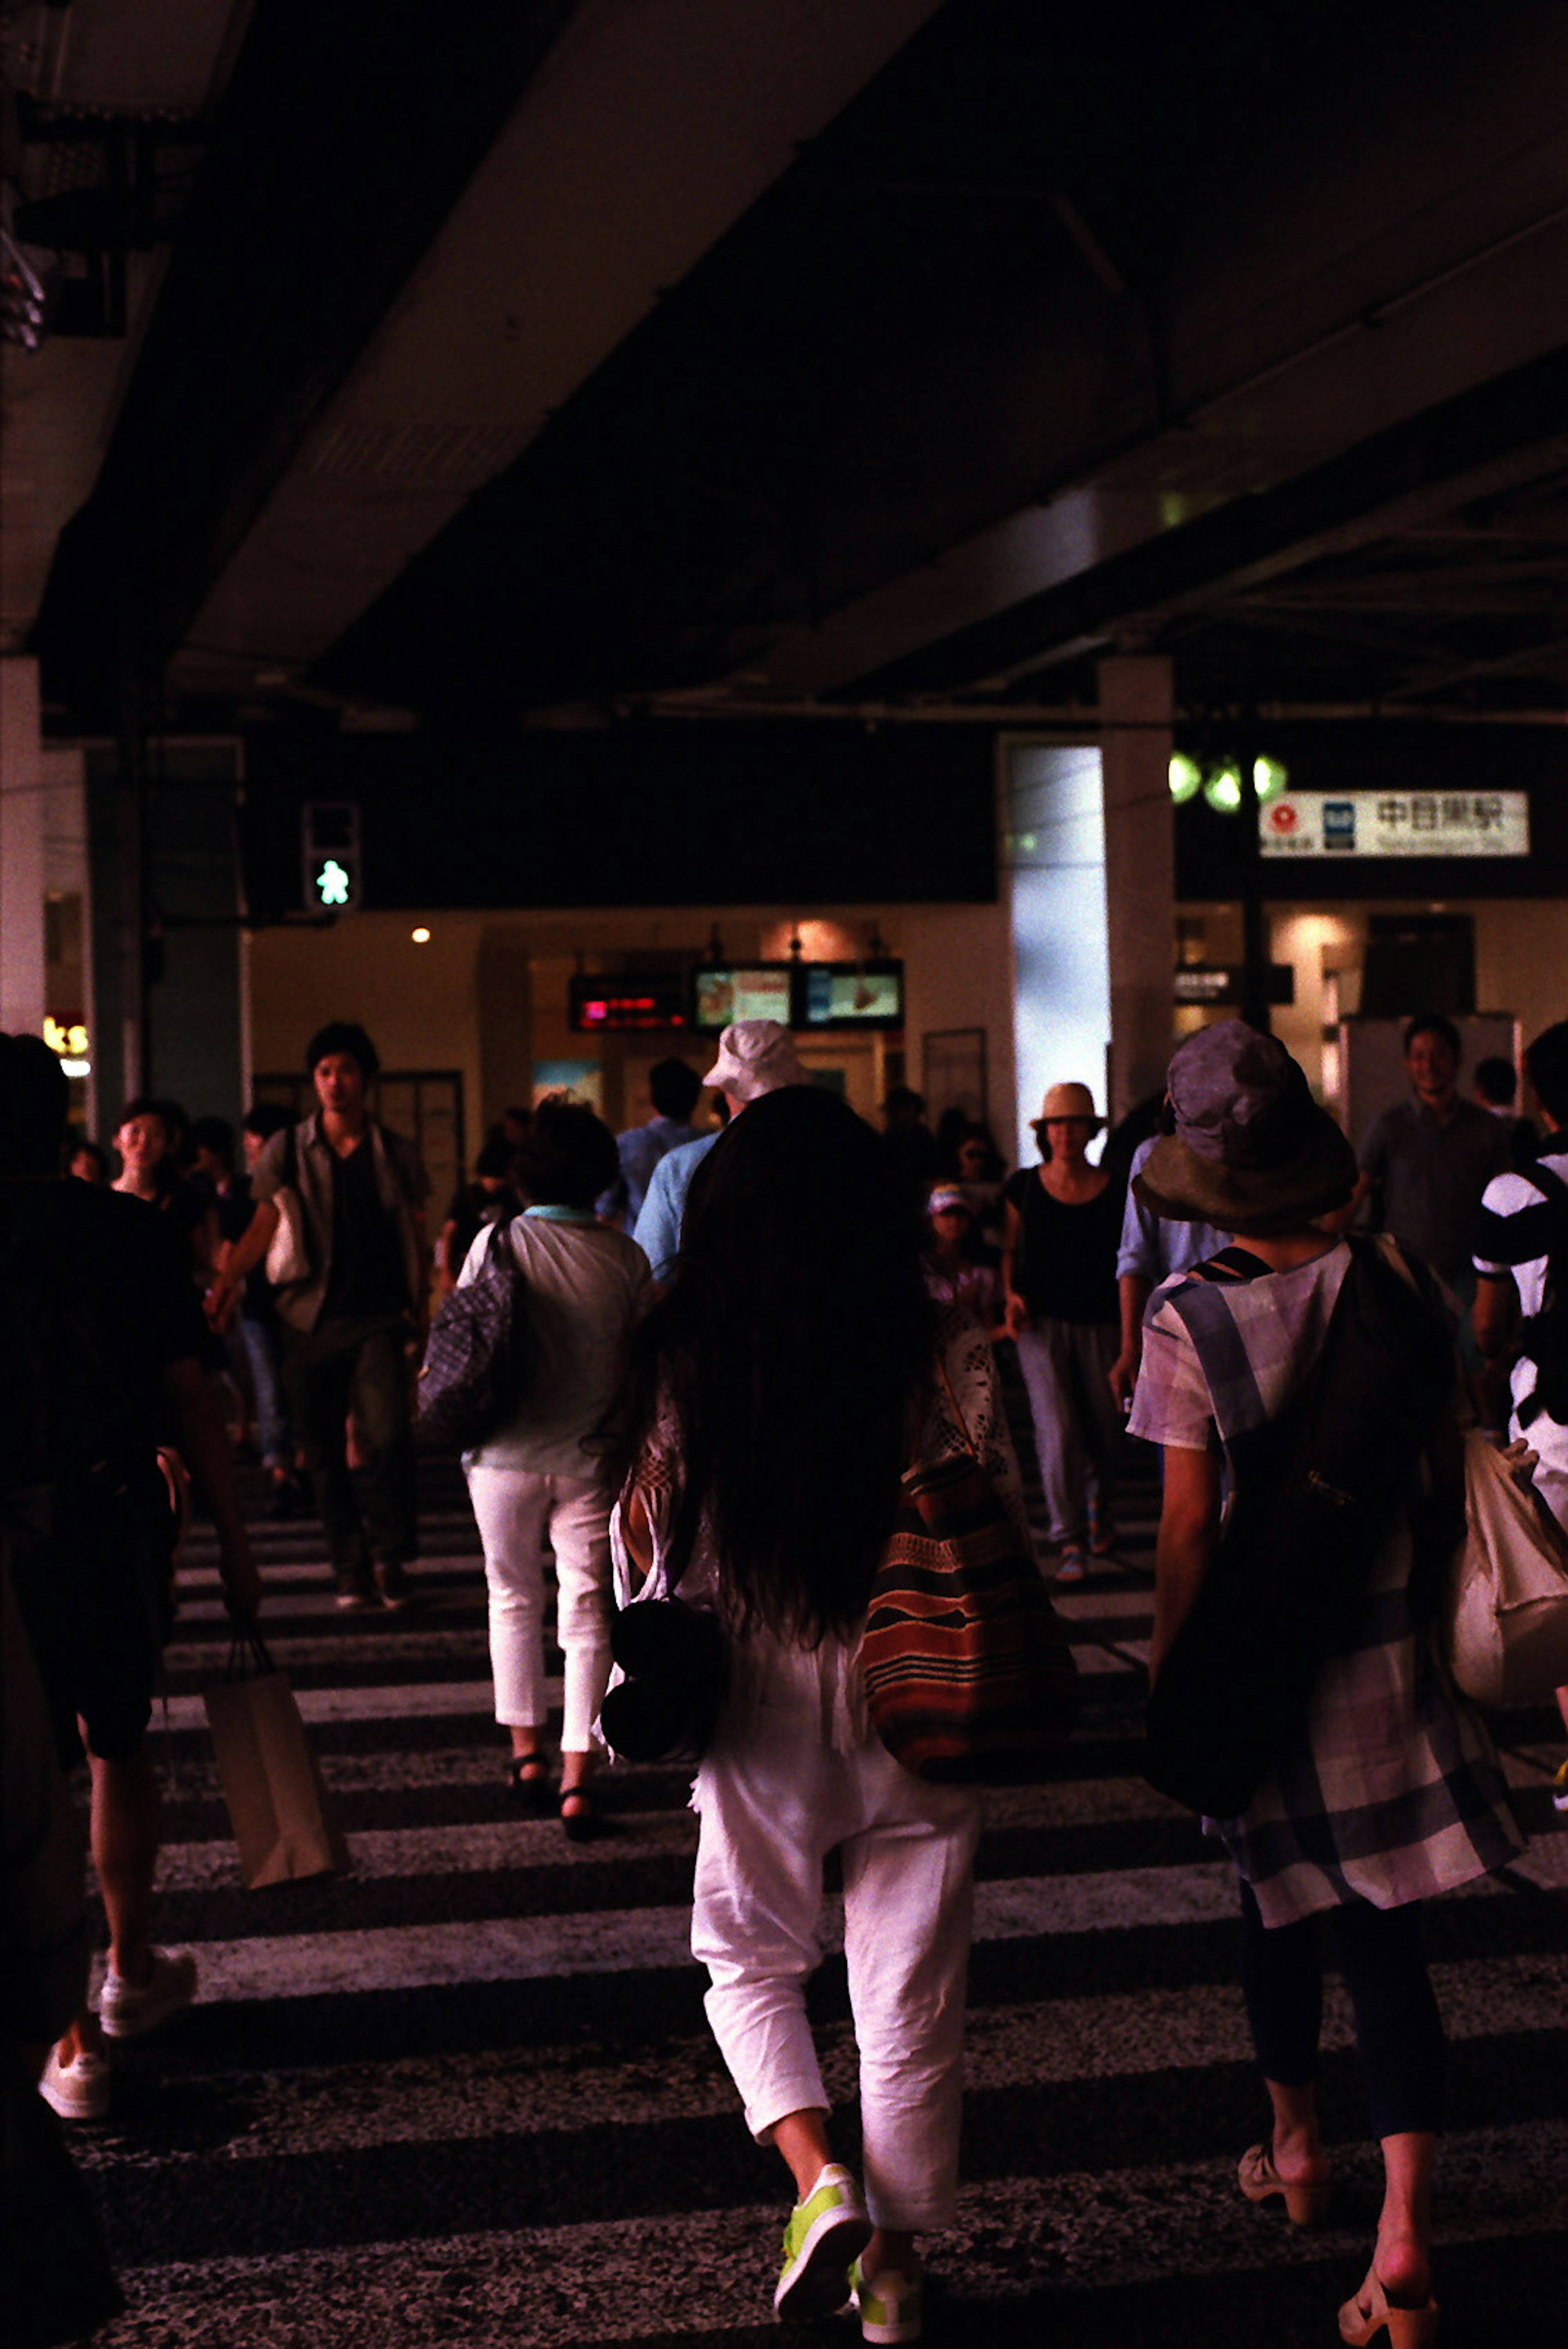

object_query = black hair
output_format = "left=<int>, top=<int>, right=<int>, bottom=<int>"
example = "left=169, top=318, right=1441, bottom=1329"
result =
left=1524, top=1021, right=1568, bottom=1126
left=191, top=1114, right=235, bottom=1165
left=953, top=1121, right=1004, bottom=1180
left=1472, top=1056, right=1517, bottom=1109
left=649, top=1058, right=702, bottom=1120
left=0, top=1034, right=69, bottom=1178
left=118, top=1095, right=170, bottom=1134
left=606, top=1086, right=935, bottom=1644
left=517, top=1094, right=619, bottom=1208
left=68, top=1136, right=109, bottom=1180
left=474, top=1138, right=514, bottom=1180
left=1403, top=1013, right=1461, bottom=1063
left=305, top=1021, right=380, bottom=1081
left=243, top=1102, right=294, bottom=1141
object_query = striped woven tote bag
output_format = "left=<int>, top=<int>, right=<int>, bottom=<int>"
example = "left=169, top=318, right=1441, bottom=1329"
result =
left=861, top=1375, right=1079, bottom=1783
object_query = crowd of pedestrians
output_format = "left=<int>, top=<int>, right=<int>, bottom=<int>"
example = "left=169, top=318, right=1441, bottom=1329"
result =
left=7, top=1003, right=1566, bottom=2348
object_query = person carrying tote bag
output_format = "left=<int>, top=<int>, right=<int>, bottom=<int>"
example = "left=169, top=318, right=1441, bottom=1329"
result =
left=608, top=1087, right=1031, bottom=2345
left=460, top=1097, right=652, bottom=1839
left=1128, top=1022, right=1524, bottom=2349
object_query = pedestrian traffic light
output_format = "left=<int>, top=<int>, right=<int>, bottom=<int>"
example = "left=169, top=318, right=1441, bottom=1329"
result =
left=302, top=802, right=362, bottom=913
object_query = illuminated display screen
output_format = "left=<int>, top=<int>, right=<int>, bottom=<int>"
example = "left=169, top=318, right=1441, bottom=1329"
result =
left=568, top=974, right=688, bottom=1033
left=690, top=965, right=795, bottom=1031
left=800, top=962, right=904, bottom=1030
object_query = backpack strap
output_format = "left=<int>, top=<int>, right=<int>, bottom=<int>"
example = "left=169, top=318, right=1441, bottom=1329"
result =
left=1187, top=1245, right=1272, bottom=1285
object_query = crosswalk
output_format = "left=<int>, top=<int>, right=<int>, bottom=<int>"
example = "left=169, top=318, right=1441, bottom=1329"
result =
left=67, top=1436, right=1567, bottom=2349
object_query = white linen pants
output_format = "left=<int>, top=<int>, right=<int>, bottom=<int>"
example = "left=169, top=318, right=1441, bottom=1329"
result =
left=465, top=1464, right=612, bottom=1753
left=691, top=1637, right=983, bottom=2233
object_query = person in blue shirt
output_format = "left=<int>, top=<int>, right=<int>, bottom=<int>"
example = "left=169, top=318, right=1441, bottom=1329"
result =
left=631, top=1021, right=809, bottom=1281
left=600, top=1057, right=703, bottom=1227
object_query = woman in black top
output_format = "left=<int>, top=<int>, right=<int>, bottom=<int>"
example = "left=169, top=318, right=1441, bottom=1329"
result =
left=1002, top=1082, right=1124, bottom=1579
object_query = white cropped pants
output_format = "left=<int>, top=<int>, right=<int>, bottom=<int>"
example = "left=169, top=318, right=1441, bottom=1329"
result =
left=465, top=1464, right=612, bottom=1753
left=691, top=1637, right=983, bottom=2233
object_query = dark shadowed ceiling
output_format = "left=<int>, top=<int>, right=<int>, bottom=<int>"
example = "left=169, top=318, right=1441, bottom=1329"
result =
left=9, top=0, right=1568, bottom=742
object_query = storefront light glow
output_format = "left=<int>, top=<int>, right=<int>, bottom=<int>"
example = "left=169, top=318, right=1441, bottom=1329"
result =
left=1168, top=753, right=1203, bottom=804
left=1204, top=763, right=1245, bottom=814
left=1253, top=755, right=1289, bottom=803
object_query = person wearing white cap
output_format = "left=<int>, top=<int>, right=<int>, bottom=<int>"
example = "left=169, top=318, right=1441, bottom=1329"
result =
left=630, top=1020, right=810, bottom=1282
left=1001, top=1082, right=1125, bottom=1579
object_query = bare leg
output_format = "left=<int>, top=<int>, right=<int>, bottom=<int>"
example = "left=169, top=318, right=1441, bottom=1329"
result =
left=559, top=1748, right=595, bottom=1813
left=1372, top=2130, right=1435, bottom=2305
left=862, top=2225, right=919, bottom=2279
left=1261, top=2074, right=1331, bottom=2187
left=54, top=1736, right=160, bottom=2070
left=90, top=1743, right=162, bottom=1982
left=770, top=2105, right=833, bottom=2199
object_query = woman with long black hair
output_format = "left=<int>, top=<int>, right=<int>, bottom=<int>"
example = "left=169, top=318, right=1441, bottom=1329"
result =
left=609, top=1085, right=1026, bottom=2344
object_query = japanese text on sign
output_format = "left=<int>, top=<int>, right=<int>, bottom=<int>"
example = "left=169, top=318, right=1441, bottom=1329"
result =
left=1259, top=790, right=1529, bottom=859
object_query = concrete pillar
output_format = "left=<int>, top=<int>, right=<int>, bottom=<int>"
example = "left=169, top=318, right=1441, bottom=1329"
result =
left=1098, top=654, right=1175, bottom=1121
left=0, top=657, right=47, bottom=1037
left=1004, top=739, right=1110, bottom=1165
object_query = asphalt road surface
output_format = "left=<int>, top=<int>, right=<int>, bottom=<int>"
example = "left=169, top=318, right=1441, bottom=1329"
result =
left=60, top=1418, right=1567, bottom=2349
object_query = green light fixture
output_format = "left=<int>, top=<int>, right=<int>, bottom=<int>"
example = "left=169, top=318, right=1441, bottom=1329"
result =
left=1204, top=762, right=1245, bottom=815
left=1168, top=753, right=1203, bottom=804
left=1253, top=755, right=1289, bottom=803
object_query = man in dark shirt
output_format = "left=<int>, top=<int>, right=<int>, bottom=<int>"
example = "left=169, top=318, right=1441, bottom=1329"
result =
left=1358, top=1014, right=1512, bottom=1291
left=1, top=1034, right=261, bottom=2124
left=209, top=1022, right=429, bottom=1609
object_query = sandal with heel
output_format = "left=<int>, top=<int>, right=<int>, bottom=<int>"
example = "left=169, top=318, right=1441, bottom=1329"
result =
left=1238, top=2140, right=1333, bottom=2227
left=507, top=1754, right=553, bottom=1816
left=1337, top=2267, right=1439, bottom=2348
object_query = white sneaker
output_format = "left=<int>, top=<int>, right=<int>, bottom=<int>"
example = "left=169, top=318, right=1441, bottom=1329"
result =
left=773, top=2163, right=872, bottom=2320
left=39, top=2044, right=110, bottom=2122
left=99, top=1946, right=198, bottom=2039
left=851, top=2257, right=924, bottom=2344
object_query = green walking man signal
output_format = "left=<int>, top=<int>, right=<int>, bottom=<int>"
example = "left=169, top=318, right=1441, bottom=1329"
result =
left=301, top=802, right=362, bottom=913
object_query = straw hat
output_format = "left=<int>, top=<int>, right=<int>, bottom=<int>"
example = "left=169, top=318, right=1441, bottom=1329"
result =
left=1031, top=1080, right=1103, bottom=1140
left=1134, top=1020, right=1356, bottom=1237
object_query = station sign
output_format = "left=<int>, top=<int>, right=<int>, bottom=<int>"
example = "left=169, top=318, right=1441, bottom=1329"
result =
left=1260, top=790, right=1529, bottom=859
left=1173, top=965, right=1294, bottom=1006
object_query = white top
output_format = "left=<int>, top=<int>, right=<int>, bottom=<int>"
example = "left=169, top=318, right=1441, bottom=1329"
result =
left=459, top=1214, right=652, bottom=1482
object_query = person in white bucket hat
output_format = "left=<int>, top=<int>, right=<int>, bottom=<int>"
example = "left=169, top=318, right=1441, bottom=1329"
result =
left=631, top=1020, right=810, bottom=1282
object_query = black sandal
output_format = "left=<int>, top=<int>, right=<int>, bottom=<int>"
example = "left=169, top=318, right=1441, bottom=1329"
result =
left=507, top=1754, right=553, bottom=1815
left=559, top=1786, right=598, bottom=1844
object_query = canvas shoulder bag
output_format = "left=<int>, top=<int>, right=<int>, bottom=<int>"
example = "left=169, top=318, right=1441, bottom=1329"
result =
left=263, top=1127, right=312, bottom=1289
left=1446, top=1429, right=1568, bottom=1707
left=861, top=1356, right=1079, bottom=1784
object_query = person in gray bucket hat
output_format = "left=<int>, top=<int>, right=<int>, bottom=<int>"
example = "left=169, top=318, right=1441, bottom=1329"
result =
left=1132, top=1019, right=1357, bottom=1237
left=1127, top=1020, right=1522, bottom=2349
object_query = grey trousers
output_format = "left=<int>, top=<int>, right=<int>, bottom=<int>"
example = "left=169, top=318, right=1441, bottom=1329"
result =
left=1014, top=1316, right=1121, bottom=1546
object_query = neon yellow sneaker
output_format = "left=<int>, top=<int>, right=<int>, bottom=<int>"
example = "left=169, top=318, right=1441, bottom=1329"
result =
left=773, top=2163, right=871, bottom=2321
left=850, top=2255, right=924, bottom=2344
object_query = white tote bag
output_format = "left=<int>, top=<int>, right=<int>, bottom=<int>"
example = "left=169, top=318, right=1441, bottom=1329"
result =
left=263, top=1185, right=310, bottom=1287
left=1446, top=1429, right=1568, bottom=1708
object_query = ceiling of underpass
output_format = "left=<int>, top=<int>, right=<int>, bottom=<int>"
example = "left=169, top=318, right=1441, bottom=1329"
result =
left=8, top=0, right=1568, bottom=741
